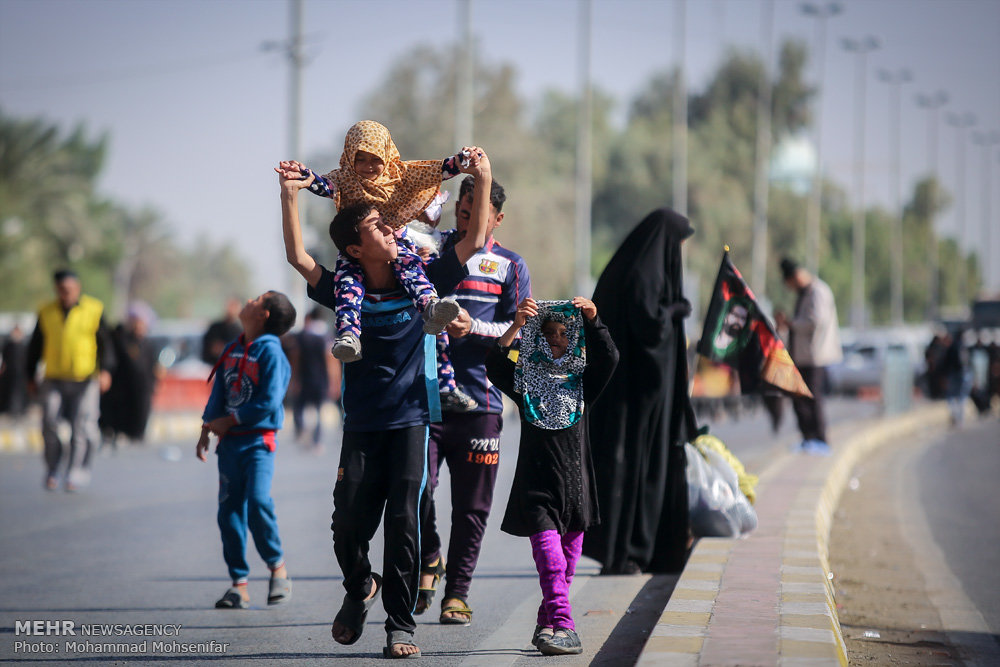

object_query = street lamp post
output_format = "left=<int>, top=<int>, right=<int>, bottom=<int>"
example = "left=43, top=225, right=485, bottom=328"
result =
left=877, top=68, right=911, bottom=326
left=751, top=0, right=775, bottom=296
left=574, top=0, right=593, bottom=297
left=971, top=130, right=1000, bottom=296
left=842, top=35, right=879, bottom=330
left=915, top=91, right=948, bottom=321
left=946, top=111, right=976, bottom=307
left=800, top=3, right=842, bottom=276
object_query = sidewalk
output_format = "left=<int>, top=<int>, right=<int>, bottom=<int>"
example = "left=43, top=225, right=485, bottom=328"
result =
left=637, top=403, right=951, bottom=666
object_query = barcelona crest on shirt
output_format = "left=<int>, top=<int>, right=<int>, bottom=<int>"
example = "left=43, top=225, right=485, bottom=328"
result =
left=478, top=258, right=499, bottom=274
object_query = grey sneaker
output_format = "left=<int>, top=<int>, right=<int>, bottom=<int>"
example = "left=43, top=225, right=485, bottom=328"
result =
left=440, top=387, right=479, bottom=413
left=332, top=333, right=362, bottom=363
left=537, top=628, right=583, bottom=656
left=531, top=625, right=554, bottom=648
left=422, top=297, right=460, bottom=334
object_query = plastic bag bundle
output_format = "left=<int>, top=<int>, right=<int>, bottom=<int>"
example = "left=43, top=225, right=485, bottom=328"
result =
left=685, top=442, right=758, bottom=538
left=692, top=432, right=759, bottom=504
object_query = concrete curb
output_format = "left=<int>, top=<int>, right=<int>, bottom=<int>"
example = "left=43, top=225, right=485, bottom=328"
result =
left=637, top=404, right=951, bottom=666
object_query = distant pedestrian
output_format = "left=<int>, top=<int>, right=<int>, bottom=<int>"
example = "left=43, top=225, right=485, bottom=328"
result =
left=201, top=298, right=243, bottom=366
left=291, top=308, right=331, bottom=449
left=27, top=270, right=116, bottom=491
left=100, top=302, right=162, bottom=449
left=775, top=258, right=842, bottom=453
left=941, top=330, right=969, bottom=426
left=485, top=297, right=618, bottom=655
left=0, top=324, right=29, bottom=418
left=196, top=291, right=296, bottom=610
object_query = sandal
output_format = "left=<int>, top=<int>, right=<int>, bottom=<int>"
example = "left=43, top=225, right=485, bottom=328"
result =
left=439, top=597, right=472, bottom=626
left=414, top=558, right=445, bottom=615
left=383, top=629, right=422, bottom=659
left=267, top=575, right=292, bottom=605
left=331, top=573, right=381, bottom=645
left=214, top=586, right=249, bottom=609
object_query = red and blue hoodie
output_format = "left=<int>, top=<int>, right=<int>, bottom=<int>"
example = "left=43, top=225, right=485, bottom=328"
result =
left=202, top=333, right=291, bottom=450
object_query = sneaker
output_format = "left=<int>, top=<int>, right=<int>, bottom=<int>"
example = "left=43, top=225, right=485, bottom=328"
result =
left=332, top=333, right=362, bottom=363
left=422, top=297, right=460, bottom=335
left=531, top=625, right=554, bottom=648
left=537, top=628, right=583, bottom=655
left=440, top=387, right=478, bottom=413
left=801, top=439, right=832, bottom=456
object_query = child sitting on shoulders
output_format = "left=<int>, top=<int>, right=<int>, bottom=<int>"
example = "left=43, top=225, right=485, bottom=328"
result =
left=276, top=120, right=477, bottom=364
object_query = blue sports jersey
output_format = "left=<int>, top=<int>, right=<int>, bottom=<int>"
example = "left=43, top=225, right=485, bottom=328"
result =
left=440, top=232, right=531, bottom=413
left=308, top=248, right=467, bottom=432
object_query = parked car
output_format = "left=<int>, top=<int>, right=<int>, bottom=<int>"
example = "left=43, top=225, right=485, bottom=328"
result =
left=826, top=327, right=930, bottom=396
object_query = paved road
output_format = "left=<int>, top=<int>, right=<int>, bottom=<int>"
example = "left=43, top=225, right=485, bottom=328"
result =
left=0, top=396, right=877, bottom=665
left=916, top=419, right=1000, bottom=654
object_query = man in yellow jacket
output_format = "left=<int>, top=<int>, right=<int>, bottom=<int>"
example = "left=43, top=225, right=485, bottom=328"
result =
left=27, top=270, right=116, bottom=491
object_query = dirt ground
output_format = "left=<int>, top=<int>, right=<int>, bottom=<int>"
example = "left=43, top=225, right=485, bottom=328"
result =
left=828, top=439, right=963, bottom=665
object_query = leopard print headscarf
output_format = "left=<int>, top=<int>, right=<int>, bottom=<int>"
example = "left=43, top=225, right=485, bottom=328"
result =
left=513, top=300, right=587, bottom=430
left=323, top=120, right=444, bottom=230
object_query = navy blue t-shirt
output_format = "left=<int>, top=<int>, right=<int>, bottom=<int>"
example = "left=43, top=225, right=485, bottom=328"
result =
left=307, top=249, right=467, bottom=432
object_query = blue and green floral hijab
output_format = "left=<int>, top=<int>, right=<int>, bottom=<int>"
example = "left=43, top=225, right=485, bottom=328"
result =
left=513, top=300, right=587, bottom=430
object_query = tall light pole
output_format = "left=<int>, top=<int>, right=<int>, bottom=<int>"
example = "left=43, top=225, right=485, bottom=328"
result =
left=751, top=0, right=774, bottom=295
left=916, top=91, right=948, bottom=320
left=877, top=68, right=911, bottom=326
left=262, top=0, right=308, bottom=310
left=574, top=0, right=593, bottom=297
left=946, top=111, right=976, bottom=307
left=971, top=130, right=1000, bottom=296
left=673, top=0, right=688, bottom=217
left=800, top=2, right=842, bottom=275
left=842, top=35, right=879, bottom=330
left=454, top=0, right=474, bottom=151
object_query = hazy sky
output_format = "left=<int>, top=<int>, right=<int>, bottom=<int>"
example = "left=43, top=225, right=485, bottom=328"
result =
left=2, top=0, right=998, bottom=295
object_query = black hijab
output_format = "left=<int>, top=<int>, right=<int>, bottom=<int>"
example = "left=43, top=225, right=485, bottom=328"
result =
left=582, top=207, right=695, bottom=573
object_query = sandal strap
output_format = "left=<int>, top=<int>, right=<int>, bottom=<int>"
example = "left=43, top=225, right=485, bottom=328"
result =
left=386, top=629, right=417, bottom=646
left=441, top=600, right=473, bottom=615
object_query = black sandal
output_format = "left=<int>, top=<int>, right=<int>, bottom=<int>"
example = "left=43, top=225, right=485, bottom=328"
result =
left=383, top=629, right=422, bottom=659
left=414, top=558, right=445, bottom=615
left=331, top=573, right=381, bottom=645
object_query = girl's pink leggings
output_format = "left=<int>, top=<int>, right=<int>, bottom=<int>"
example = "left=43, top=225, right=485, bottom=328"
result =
left=529, top=529, right=584, bottom=630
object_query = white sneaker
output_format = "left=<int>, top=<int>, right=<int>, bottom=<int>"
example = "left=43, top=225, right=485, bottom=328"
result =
left=332, top=333, right=362, bottom=363
left=422, top=297, right=460, bottom=335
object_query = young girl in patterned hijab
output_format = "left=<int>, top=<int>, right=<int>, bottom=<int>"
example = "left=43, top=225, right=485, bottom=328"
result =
left=276, top=120, right=477, bottom=364
left=485, top=297, right=619, bottom=656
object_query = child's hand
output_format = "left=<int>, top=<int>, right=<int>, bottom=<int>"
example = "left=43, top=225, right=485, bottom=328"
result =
left=275, top=161, right=314, bottom=190
left=458, top=146, right=490, bottom=177
left=514, top=298, right=538, bottom=329
left=571, top=296, right=597, bottom=321
left=206, top=414, right=237, bottom=437
left=446, top=307, right=473, bottom=338
left=195, top=430, right=211, bottom=462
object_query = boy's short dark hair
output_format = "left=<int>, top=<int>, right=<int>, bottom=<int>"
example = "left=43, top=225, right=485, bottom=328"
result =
left=329, top=203, right=377, bottom=254
left=262, top=291, right=296, bottom=337
left=459, top=176, right=506, bottom=212
left=53, top=269, right=78, bottom=283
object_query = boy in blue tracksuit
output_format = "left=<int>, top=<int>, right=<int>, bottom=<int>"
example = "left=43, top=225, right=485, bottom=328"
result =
left=196, top=291, right=297, bottom=609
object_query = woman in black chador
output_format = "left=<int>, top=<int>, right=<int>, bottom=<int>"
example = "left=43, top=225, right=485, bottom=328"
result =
left=582, top=207, right=697, bottom=574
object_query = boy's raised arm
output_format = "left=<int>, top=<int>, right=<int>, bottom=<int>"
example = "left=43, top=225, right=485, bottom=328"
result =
left=453, top=146, right=491, bottom=266
left=276, top=162, right=323, bottom=288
